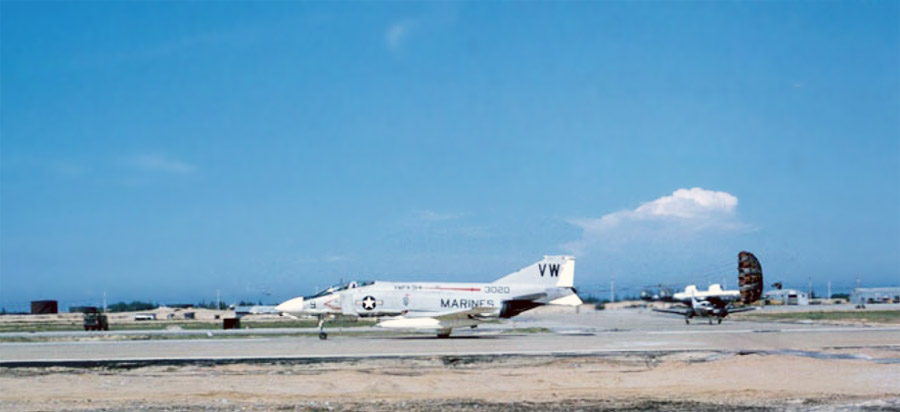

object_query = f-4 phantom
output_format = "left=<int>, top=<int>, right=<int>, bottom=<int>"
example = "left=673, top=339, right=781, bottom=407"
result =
left=652, top=251, right=764, bottom=325
left=275, top=256, right=582, bottom=339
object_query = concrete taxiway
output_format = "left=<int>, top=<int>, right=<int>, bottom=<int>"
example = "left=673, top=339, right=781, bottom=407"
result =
left=3, top=308, right=899, bottom=412
left=2, top=308, right=898, bottom=366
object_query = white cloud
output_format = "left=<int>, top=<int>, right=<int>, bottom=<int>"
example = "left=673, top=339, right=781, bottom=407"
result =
left=386, top=20, right=417, bottom=52
left=636, top=187, right=737, bottom=219
left=572, top=188, right=739, bottom=230
left=126, top=154, right=195, bottom=174
left=565, top=188, right=750, bottom=255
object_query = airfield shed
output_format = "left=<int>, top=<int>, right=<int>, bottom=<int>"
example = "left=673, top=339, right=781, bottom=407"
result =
left=764, top=289, right=809, bottom=305
left=851, top=287, right=900, bottom=304
left=30, top=300, right=58, bottom=314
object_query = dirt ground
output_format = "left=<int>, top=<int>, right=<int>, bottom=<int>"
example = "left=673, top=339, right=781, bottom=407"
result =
left=2, top=351, right=898, bottom=412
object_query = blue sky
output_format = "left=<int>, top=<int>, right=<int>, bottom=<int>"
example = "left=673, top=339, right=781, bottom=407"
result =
left=2, top=2, right=898, bottom=310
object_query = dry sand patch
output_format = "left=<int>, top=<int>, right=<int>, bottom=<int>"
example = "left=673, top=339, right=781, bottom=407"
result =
left=1, top=352, right=898, bottom=411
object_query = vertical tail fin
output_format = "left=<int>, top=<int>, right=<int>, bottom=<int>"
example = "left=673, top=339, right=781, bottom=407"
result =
left=493, top=256, right=575, bottom=287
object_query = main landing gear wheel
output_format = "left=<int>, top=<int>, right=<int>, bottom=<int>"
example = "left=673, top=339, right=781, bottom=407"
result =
left=685, top=318, right=690, bottom=324
left=717, top=318, right=722, bottom=324
left=317, top=318, right=327, bottom=340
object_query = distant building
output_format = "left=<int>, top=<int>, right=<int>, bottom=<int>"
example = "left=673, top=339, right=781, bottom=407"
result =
left=31, top=300, right=58, bottom=314
left=851, top=288, right=900, bottom=304
left=764, top=289, right=809, bottom=305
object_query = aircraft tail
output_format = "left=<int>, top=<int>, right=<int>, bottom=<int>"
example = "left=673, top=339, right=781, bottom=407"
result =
left=493, top=255, right=575, bottom=287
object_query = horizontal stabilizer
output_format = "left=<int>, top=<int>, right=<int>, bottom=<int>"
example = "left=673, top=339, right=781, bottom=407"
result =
left=549, top=294, right=583, bottom=306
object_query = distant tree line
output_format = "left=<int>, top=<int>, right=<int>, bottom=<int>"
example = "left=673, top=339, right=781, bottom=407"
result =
left=106, top=301, right=159, bottom=312
left=194, top=300, right=228, bottom=310
left=831, top=293, right=850, bottom=300
left=67, top=299, right=248, bottom=313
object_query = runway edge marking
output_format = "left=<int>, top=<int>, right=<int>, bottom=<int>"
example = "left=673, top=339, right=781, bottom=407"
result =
left=0, top=348, right=713, bottom=368
left=5, top=344, right=900, bottom=369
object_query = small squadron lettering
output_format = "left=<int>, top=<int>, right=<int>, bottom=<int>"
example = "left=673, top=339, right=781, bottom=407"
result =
left=441, top=298, right=495, bottom=309
left=539, top=263, right=560, bottom=277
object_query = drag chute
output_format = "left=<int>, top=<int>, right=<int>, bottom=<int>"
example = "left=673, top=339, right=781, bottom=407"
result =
left=738, top=251, right=763, bottom=304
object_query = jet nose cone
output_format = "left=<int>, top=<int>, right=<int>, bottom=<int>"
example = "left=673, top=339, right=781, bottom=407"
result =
left=276, top=297, right=304, bottom=314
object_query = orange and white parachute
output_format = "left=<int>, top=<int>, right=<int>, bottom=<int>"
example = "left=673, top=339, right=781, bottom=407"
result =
left=738, top=251, right=763, bottom=304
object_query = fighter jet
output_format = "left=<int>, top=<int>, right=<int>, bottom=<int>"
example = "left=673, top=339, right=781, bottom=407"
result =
left=652, top=251, right=764, bottom=324
left=653, top=284, right=756, bottom=324
left=275, top=255, right=582, bottom=339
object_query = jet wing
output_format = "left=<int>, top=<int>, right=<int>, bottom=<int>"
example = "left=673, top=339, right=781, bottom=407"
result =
left=377, top=307, right=498, bottom=330
left=652, top=307, right=691, bottom=316
left=727, top=306, right=758, bottom=314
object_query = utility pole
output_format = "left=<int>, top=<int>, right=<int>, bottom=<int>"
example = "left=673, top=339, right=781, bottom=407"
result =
left=102, top=291, right=107, bottom=312
left=216, top=289, right=221, bottom=311
left=610, top=275, right=615, bottom=303
left=827, top=281, right=831, bottom=300
left=808, top=277, right=813, bottom=299
left=856, top=276, right=863, bottom=306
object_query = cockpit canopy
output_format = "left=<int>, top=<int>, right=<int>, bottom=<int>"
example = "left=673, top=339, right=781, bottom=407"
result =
left=306, top=280, right=374, bottom=299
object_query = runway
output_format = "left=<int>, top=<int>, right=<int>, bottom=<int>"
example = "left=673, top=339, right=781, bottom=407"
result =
left=3, top=308, right=899, bottom=367
left=3, top=308, right=899, bottom=412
